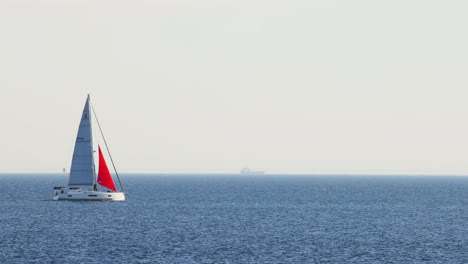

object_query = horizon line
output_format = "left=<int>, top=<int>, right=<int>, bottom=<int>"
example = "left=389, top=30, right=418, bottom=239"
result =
left=1, top=172, right=468, bottom=177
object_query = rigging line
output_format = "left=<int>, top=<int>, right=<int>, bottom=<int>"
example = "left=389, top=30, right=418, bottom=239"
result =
left=91, top=103, right=125, bottom=193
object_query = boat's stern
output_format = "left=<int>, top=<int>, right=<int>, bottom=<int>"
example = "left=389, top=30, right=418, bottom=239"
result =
left=53, top=186, right=64, bottom=200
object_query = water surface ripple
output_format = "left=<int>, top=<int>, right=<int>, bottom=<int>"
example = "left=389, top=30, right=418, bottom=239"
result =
left=1, top=174, right=468, bottom=263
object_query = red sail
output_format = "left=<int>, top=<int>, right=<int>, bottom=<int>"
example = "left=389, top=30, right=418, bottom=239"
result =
left=97, top=145, right=117, bottom=192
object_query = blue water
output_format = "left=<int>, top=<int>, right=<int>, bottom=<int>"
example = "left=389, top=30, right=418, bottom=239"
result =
left=1, top=174, right=468, bottom=263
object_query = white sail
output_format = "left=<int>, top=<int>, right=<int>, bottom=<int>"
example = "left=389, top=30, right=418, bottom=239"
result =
left=68, top=95, right=95, bottom=186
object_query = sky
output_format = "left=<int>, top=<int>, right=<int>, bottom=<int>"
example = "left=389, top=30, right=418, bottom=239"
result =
left=1, top=0, right=468, bottom=174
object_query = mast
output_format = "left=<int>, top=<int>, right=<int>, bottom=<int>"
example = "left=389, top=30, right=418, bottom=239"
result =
left=91, top=103, right=125, bottom=193
left=90, top=95, right=96, bottom=188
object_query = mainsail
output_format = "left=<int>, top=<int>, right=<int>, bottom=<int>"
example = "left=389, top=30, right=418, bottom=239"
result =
left=97, top=145, right=117, bottom=191
left=68, top=95, right=95, bottom=186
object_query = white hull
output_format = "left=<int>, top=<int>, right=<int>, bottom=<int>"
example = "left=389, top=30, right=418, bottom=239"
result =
left=54, top=190, right=125, bottom=201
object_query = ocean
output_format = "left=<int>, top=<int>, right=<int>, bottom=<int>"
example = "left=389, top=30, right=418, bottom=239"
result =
left=1, top=174, right=467, bottom=263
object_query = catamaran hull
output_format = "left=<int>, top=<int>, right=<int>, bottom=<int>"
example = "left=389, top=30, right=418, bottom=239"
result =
left=54, top=191, right=125, bottom=201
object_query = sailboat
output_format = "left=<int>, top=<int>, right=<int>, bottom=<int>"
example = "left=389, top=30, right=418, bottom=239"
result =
left=53, top=95, right=125, bottom=201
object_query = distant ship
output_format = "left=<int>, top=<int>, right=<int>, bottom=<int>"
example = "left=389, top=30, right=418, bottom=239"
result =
left=240, top=168, right=265, bottom=175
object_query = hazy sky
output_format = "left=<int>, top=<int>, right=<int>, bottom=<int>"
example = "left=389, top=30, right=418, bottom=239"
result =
left=1, top=0, right=468, bottom=174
